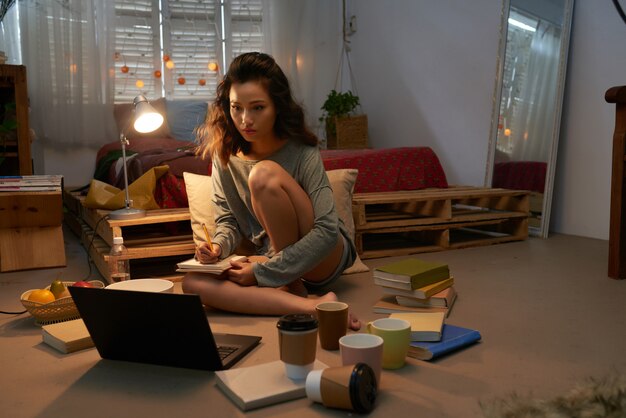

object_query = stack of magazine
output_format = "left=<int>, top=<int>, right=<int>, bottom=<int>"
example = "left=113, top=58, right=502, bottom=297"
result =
left=0, top=175, right=63, bottom=192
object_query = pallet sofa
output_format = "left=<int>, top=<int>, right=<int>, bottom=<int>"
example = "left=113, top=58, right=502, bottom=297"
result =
left=64, top=99, right=529, bottom=282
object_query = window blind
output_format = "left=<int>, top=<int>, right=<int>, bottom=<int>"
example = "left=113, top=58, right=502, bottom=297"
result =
left=114, top=0, right=263, bottom=103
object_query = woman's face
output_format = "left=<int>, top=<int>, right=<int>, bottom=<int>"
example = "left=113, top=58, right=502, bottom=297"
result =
left=229, top=80, right=277, bottom=144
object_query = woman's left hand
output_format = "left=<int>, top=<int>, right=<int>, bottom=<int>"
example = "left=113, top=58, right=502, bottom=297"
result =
left=227, top=258, right=257, bottom=286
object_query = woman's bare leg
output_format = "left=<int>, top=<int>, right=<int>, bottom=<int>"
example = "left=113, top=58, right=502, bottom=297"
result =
left=182, top=272, right=338, bottom=315
left=248, top=160, right=343, bottom=282
left=182, top=273, right=360, bottom=330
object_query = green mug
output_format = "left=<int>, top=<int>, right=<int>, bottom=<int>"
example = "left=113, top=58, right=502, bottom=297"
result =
left=366, top=318, right=411, bottom=369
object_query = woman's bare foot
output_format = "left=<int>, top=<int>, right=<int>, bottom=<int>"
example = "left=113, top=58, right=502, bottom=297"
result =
left=348, top=312, right=362, bottom=331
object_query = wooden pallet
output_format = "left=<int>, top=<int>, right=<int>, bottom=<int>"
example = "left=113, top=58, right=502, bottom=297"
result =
left=63, top=190, right=195, bottom=283
left=352, top=186, right=529, bottom=259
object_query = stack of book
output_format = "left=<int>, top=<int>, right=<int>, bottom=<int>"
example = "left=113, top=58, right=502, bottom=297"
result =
left=0, top=175, right=63, bottom=192
left=372, top=258, right=457, bottom=317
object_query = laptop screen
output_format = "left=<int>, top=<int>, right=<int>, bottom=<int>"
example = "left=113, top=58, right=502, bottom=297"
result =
left=69, top=286, right=261, bottom=370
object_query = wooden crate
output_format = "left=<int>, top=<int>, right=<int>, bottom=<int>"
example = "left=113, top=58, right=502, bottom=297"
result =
left=352, top=186, right=529, bottom=259
left=0, top=191, right=66, bottom=271
left=63, top=190, right=195, bottom=283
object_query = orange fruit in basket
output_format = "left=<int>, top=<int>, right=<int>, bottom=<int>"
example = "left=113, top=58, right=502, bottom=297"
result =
left=28, top=289, right=56, bottom=304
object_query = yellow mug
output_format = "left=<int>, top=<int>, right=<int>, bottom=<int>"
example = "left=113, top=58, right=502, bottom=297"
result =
left=366, top=318, right=411, bottom=369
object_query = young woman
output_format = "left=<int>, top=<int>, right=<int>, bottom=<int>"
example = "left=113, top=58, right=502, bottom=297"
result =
left=182, top=52, right=360, bottom=330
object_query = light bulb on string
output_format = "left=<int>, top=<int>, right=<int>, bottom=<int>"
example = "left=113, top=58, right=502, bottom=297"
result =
left=135, top=80, right=144, bottom=88
left=208, top=62, right=219, bottom=72
left=154, top=70, right=162, bottom=78
left=166, top=60, right=175, bottom=70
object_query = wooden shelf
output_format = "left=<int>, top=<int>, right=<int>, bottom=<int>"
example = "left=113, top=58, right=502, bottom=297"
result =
left=63, top=190, right=194, bottom=283
left=0, top=64, right=32, bottom=176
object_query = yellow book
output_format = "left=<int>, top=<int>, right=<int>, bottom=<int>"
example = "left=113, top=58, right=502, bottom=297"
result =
left=42, top=318, right=94, bottom=354
left=389, top=311, right=446, bottom=342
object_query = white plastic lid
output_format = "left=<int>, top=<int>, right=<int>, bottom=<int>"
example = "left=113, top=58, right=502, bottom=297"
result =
left=113, top=236, right=124, bottom=244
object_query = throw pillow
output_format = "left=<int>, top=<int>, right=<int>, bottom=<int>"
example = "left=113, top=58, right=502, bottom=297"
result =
left=183, top=169, right=369, bottom=274
left=183, top=171, right=216, bottom=247
left=325, top=169, right=370, bottom=274
left=166, top=100, right=208, bottom=142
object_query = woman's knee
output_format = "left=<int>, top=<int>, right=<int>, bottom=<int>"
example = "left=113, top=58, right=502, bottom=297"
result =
left=248, top=160, right=283, bottom=196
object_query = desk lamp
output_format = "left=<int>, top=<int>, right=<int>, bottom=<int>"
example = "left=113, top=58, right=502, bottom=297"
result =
left=108, top=95, right=164, bottom=220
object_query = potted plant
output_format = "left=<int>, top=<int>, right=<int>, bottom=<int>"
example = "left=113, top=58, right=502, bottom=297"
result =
left=319, top=90, right=368, bottom=149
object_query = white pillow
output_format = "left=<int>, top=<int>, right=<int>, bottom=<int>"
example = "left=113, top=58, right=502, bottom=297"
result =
left=182, top=169, right=369, bottom=274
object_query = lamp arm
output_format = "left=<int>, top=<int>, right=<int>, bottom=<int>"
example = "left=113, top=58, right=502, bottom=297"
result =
left=119, top=132, right=132, bottom=210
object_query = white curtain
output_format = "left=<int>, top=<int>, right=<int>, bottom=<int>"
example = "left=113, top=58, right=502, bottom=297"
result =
left=18, top=0, right=117, bottom=147
left=509, top=20, right=561, bottom=163
left=262, top=0, right=342, bottom=141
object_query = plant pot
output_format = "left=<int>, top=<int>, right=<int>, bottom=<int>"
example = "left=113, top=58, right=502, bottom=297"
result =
left=326, top=114, right=368, bottom=149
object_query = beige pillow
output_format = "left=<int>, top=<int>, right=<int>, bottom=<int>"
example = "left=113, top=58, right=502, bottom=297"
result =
left=182, top=169, right=369, bottom=274
left=183, top=171, right=216, bottom=247
left=325, top=169, right=370, bottom=274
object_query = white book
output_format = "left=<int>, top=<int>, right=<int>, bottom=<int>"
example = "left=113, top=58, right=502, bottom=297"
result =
left=215, top=360, right=328, bottom=411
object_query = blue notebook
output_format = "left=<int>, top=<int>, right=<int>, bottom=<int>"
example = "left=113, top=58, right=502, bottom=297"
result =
left=408, top=324, right=481, bottom=360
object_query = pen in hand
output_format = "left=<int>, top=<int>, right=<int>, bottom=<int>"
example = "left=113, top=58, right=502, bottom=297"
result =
left=202, top=223, right=214, bottom=252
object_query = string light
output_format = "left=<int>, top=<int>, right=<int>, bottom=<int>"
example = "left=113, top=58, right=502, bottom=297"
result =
left=135, top=80, right=144, bottom=88
left=208, top=62, right=218, bottom=72
left=154, top=70, right=161, bottom=78
left=165, top=60, right=175, bottom=70
left=121, top=65, right=129, bottom=74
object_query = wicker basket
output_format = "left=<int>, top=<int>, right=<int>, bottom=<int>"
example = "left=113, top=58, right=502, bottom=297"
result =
left=20, top=280, right=105, bottom=326
left=326, top=114, right=368, bottom=149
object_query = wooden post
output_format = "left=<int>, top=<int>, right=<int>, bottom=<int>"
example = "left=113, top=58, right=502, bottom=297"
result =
left=605, top=86, right=626, bottom=279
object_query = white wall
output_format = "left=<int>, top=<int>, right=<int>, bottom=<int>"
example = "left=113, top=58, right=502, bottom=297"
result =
left=349, top=0, right=626, bottom=241
left=348, top=0, right=502, bottom=187
left=551, top=0, right=626, bottom=240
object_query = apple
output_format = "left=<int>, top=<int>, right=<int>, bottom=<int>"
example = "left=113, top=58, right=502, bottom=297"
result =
left=72, top=280, right=94, bottom=288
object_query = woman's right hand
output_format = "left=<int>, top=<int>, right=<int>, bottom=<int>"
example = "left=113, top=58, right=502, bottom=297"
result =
left=195, top=242, right=222, bottom=264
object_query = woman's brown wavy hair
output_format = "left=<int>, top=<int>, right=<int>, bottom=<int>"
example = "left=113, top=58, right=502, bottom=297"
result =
left=195, top=52, right=318, bottom=166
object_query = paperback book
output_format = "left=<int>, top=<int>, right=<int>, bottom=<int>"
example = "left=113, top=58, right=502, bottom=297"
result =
left=42, top=318, right=94, bottom=354
left=389, top=311, right=446, bottom=341
left=407, top=324, right=481, bottom=361
left=380, top=276, right=454, bottom=299
left=395, top=286, right=457, bottom=309
left=373, top=296, right=450, bottom=316
left=373, top=258, right=450, bottom=290
left=215, top=359, right=328, bottom=411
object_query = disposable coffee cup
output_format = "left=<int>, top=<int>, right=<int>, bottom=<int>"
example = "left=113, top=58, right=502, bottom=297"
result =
left=316, top=301, right=349, bottom=350
left=277, top=313, right=318, bottom=380
left=305, top=363, right=377, bottom=413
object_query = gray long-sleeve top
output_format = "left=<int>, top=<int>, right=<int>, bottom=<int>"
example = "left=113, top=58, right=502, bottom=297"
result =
left=210, top=139, right=356, bottom=288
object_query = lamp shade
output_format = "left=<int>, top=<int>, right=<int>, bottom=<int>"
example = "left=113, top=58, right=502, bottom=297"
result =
left=133, top=95, right=164, bottom=133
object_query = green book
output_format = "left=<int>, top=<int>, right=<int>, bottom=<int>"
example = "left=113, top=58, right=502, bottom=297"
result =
left=373, top=258, right=449, bottom=290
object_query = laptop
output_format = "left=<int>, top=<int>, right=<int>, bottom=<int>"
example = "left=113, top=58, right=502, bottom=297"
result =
left=68, top=286, right=262, bottom=371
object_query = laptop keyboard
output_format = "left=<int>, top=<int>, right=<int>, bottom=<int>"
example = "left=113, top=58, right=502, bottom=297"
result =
left=217, top=344, right=238, bottom=360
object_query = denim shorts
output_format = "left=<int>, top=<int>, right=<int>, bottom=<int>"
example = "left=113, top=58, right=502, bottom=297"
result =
left=302, top=233, right=351, bottom=289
